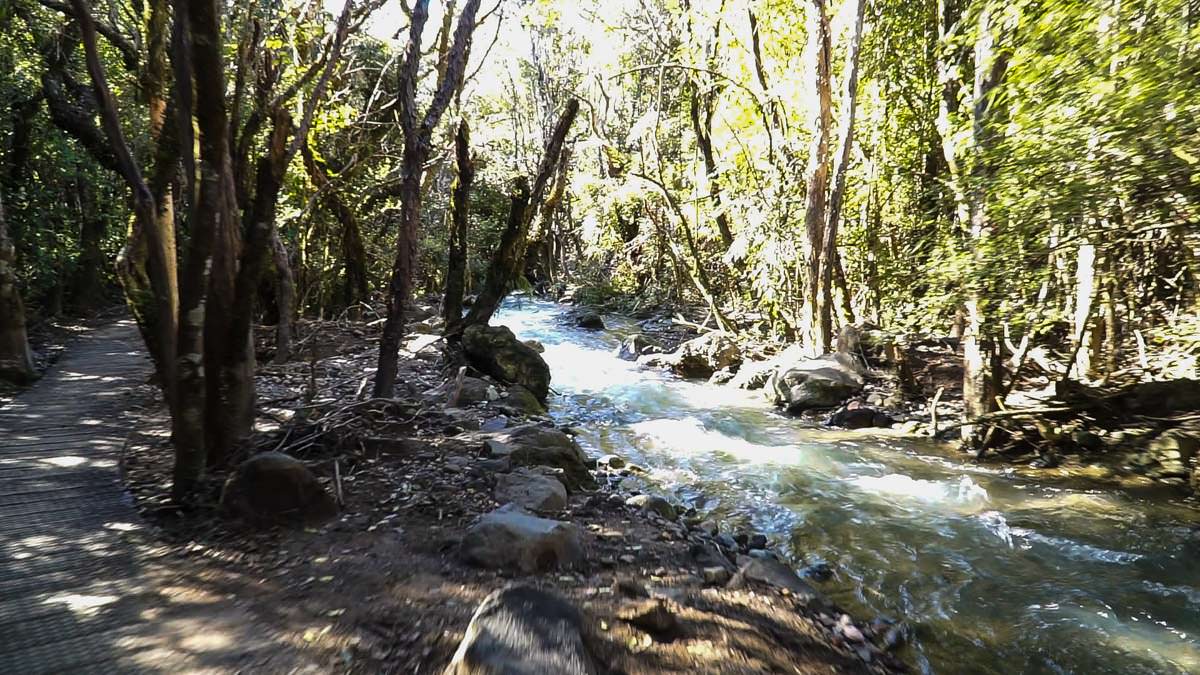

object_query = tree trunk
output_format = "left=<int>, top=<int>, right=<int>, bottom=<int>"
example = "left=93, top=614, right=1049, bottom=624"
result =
left=0, top=192, right=36, bottom=384
left=442, top=120, right=474, bottom=331
left=373, top=0, right=482, bottom=398
left=302, top=144, right=369, bottom=310
left=462, top=99, right=579, bottom=329
left=801, top=0, right=834, bottom=355
left=960, top=4, right=1009, bottom=448
left=819, top=0, right=866, bottom=347
left=271, top=229, right=295, bottom=364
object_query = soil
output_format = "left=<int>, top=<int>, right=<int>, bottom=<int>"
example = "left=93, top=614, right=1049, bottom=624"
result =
left=121, top=310, right=907, bottom=674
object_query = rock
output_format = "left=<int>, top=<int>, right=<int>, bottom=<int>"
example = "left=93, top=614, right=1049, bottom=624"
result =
left=482, top=424, right=594, bottom=491
left=613, top=578, right=649, bottom=598
left=702, top=566, right=731, bottom=585
left=620, top=599, right=678, bottom=638
left=803, top=562, right=834, bottom=582
left=768, top=352, right=865, bottom=412
left=463, top=324, right=551, bottom=402
left=729, top=557, right=818, bottom=601
left=451, top=376, right=500, bottom=406
left=825, top=403, right=895, bottom=429
left=495, top=468, right=568, bottom=512
left=597, top=454, right=626, bottom=470
left=728, top=344, right=809, bottom=390
left=575, top=312, right=605, bottom=330
left=411, top=316, right=445, bottom=334
left=746, top=533, right=768, bottom=550
left=523, top=339, right=546, bottom=353
left=690, top=541, right=734, bottom=570
left=1071, top=429, right=1104, bottom=451
left=219, top=452, right=337, bottom=527
left=625, top=494, right=676, bottom=520
left=501, top=384, right=546, bottom=415
left=669, top=332, right=742, bottom=379
left=838, top=614, right=866, bottom=642
left=444, top=584, right=597, bottom=675
left=708, top=367, right=736, bottom=385
left=616, top=334, right=659, bottom=361
left=1149, top=430, right=1199, bottom=464
left=460, top=504, right=584, bottom=573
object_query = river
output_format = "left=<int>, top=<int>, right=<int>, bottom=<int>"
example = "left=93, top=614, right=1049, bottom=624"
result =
left=495, top=298, right=1200, bottom=674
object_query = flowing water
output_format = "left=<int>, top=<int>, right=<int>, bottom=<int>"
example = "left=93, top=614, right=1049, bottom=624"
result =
left=495, top=299, right=1200, bottom=674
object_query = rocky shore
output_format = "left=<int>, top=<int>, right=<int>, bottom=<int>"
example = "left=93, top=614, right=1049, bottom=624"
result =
left=599, top=304, right=1200, bottom=496
left=122, top=302, right=908, bottom=674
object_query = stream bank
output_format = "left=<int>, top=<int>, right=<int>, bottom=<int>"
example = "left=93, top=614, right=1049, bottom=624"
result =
left=507, top=297, right=1200, bottom=674
left=122, top=300, right=902, bottom=674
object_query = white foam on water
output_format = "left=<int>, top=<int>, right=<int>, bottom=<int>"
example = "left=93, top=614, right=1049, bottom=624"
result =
left=848, top=474, right=991, bottom=509
left=627, top=417, right=833, bottom=469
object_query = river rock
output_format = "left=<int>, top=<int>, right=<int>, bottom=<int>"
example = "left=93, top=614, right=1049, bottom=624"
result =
left=625, top=494, right=676, bottom=520
left=638, top=332, right=741, bottom=379
left=500, top=384, right=546, bottom=415
left=575, top=312, right=605, bottom=330
left=460, top=504, right=585, bottom=573
left=463, top=324, right=551, bottom=402
left=481, top=424, right=594, bottom=490
left=616, top=334, right=659, bottom=361
left=444, top=584, right=597, bottom=675
left=523, top=339, right=546, bottom=353
left=727, top=344, right=808, bottom=390
left=495, top=468, right=568, bottom=513
left=825, top=403, right=895, bottom=429
left=219, top=452, right=338, bottom=527
left=451, top=376, right=500, bottom=406
left=768, top=352, right=865, bottom=412
left=597, top=453, right=626, bottom=470
left=729, top=557, right=818, bottom=602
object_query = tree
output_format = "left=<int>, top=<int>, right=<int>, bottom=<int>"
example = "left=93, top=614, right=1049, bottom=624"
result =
left=374, top=0, right=483, bottom=397
left=0, top=191, right=36, bottom=384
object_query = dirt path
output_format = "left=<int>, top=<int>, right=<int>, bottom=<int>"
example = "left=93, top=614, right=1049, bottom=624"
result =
left=0, top=320, right=307, bottom=674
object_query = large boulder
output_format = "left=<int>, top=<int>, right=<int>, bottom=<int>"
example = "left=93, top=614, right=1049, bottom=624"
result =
left=444, top=585, right=597, bottom=675
left=463, top=324, right=551, bottom=402
left=219, top=452, right=337, bottom=527
left=482, top=424, right=594, bottom=490
left=460, top=505, right=585, bottom=573
left=728, top=344, right=808, bottom=390
left=638, top=332, right=741, bottom=379
left=495, top=468, right=568, bottom=513
left=768, top=352, right=865, bottom=413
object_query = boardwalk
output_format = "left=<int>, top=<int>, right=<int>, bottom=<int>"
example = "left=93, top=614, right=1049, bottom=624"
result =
left=0, top=321, right=297, bottom=673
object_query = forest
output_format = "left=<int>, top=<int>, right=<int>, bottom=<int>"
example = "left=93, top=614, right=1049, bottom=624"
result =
left=0, top=0, right=1198, bottom=673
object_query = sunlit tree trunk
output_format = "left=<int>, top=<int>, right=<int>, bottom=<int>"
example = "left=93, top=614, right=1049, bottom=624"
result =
left=961, top=3, right=1009, bottom=448
left=801, top=0, right=834, bottom=354
left=820, top=0, right=866, bottom=342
